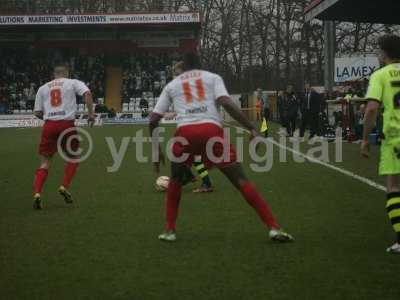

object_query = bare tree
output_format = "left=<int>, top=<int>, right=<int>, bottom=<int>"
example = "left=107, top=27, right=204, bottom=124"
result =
left=198, top=0, right=399, bottom=93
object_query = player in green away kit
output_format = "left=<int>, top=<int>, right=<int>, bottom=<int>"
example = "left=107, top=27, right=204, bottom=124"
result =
left=362, top=35, right=400, bottom=254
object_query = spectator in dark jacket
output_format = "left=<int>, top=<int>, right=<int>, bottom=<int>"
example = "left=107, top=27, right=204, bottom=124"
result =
left=300, top=83, right=321, bottom=138
left=140, top=98, right=149, bottom=118
left=355, top=104, right=365, bottom=140
left=283, top=85, right=299, bottom=137
left=0, top=95, right=7, bottom=114
left=139, top=98, right=149, bottom=109
left=277, top=91, right=285, bottom=127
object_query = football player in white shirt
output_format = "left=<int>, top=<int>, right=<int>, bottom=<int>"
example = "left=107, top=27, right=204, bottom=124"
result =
left=149, top=53, right=293, bottom=243
left=32, top=63, right=95, bottom=209
left=172, top=61, right=214, bottom=193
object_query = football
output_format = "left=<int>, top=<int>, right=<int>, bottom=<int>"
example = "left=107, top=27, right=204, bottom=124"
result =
left=155, top=176, right=170, bottom=192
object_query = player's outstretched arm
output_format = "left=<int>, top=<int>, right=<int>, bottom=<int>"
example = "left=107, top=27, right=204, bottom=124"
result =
left=361, top=100, right=380, bottom=158
left=149, top=112, right=163, bottom=137
left=149, top=112, right=165, bottom=174
left=217, top=96, right=259, bottom=138
left=34, top=87, right=44, bottom=120
left=84, top=91, right=95, bottom=127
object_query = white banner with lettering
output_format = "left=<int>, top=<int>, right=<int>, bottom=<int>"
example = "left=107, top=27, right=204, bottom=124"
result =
left=335, top=55, right=380, bottom=83
left=0, top=13, right=200, bottom=26
left=0, top=115, right=104, bottom=128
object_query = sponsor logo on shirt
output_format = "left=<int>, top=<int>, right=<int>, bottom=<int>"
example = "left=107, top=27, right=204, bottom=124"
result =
left=185, top=106, right=208, bottom=114
left=48, top=111, right=66, bottom=117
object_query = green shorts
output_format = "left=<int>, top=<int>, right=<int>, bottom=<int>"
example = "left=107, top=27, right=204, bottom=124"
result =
left=380, top=140, right=400, bottom=175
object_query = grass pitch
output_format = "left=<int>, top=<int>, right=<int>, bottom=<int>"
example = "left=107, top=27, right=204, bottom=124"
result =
left=0, top=124, right=399, bottom=300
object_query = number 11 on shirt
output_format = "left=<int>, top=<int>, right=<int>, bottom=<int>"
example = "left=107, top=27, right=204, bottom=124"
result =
left=182, top=79, right=205, bottom=103
left=50, top=89, right=62, bottom=107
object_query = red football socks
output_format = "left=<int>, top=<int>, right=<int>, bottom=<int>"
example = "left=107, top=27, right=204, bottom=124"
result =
left=240, top=181, right=280, bottom=229
left=165, top=180, right=182, bottom=231
left=33, top=168, right=49, bottom=194
left=63, top=162, right=79, bottom=188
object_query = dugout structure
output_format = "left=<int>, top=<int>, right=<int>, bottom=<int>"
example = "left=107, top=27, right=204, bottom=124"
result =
left=305, top=0, right=400, bottom=24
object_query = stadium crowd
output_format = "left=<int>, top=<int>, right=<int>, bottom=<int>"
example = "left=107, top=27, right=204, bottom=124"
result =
left=0, top=49, right=105, bottom=113
left=0, top=49, right=181, bottom=114
left=121, top=52, right=178, bottom=103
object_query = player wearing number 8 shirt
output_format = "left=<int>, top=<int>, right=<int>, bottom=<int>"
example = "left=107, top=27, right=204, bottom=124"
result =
left=149, top=53, right=294, bottom=243
left=362, top=35, right=400, bottom=254
left=32, top=63, right=95, bottom=210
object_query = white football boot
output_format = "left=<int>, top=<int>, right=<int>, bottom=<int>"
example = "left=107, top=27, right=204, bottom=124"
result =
left=269, top=229, right=294, bottom=243
left=386, top=243, right=400, bottom=254
left=158, top=231, right=177, bottom=242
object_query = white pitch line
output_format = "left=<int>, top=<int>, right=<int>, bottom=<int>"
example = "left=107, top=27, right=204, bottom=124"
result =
left=225, top=123, right=386, bottom=192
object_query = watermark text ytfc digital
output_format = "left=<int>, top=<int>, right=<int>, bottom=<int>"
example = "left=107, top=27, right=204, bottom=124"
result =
left=57, top=127, right=343, bottom=173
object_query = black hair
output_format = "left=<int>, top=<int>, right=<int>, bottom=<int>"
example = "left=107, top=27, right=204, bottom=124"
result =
left=53, top=61, right=69, bottom=71
left=183, top=52, right=202, bottom=71
left=378, top=35, right=400, bottom=60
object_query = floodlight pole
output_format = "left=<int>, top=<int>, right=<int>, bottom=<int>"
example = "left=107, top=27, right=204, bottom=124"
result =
left=324, top=21, right=335, bottom=93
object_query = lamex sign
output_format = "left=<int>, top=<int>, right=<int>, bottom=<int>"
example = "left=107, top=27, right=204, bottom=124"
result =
left=0, top=13, right=200, bottom=26
left=335, top=56, right=380, bottom=83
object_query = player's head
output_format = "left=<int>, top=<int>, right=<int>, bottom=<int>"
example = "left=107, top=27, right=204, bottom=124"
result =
left=173, top=61, right=184, bottom=77
left=378, top=35, right=400, bottom=64
left=304, top=82, right=311, bottom=90
left=183, top=52, right=202, bottom=71
left=53, top=63, right=70, bottom=79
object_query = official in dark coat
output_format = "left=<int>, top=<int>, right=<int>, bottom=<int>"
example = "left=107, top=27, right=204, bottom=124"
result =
left=300, top=83, right=321, bottom=138
left=283, top=85, right=299, bottom=137
left=277, top=91, right=286, bottom=127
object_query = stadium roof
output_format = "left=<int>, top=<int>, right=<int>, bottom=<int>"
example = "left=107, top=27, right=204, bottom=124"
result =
left=305, top=0, right=400, bottom=24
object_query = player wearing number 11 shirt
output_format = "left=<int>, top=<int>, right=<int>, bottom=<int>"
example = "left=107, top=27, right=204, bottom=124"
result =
left=32, top=63, right=94, bottom=210
left=149, top=53, right=294, bottom=243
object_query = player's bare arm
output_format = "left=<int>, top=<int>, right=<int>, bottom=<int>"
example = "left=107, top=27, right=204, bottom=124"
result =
left=149, top=112, right=165, bottom=173
left=34, top=111, right=44, bottom=120
left=361, top=100, right=380, bottom=158
left=84, top=91, right=95, bottom=127
left=163, top=112, right=177, bottom=120
left=216, top=95, right=260, bottom=139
